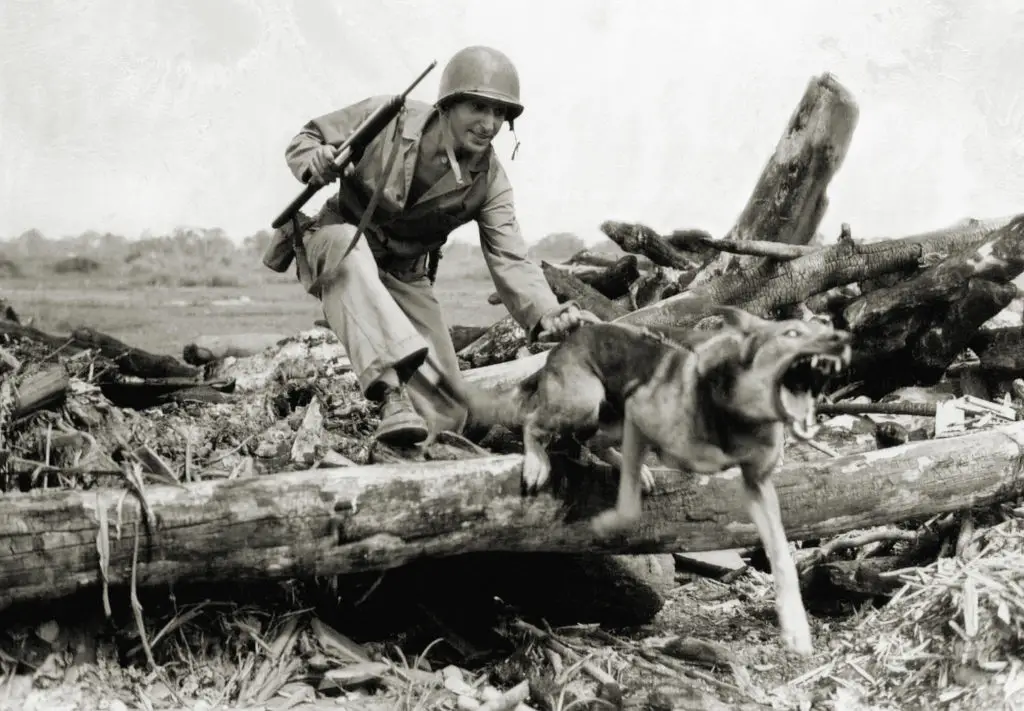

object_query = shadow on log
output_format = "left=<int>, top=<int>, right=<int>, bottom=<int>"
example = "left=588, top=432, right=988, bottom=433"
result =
left=4, top=420, right=1024, bottom=610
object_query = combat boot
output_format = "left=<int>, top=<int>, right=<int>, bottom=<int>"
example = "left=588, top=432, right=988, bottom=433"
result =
left=374, top=384, right=429, bottom=446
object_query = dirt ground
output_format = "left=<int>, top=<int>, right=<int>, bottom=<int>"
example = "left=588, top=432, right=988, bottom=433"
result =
left=1, top=557, right=1014, bottom=711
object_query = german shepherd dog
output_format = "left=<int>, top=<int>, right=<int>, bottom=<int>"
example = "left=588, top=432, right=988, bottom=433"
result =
left=447, top=306, right=852, bottom=655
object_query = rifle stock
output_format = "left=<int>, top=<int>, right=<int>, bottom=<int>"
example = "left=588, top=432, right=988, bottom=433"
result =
left=271, top=61, right=437, bottom=230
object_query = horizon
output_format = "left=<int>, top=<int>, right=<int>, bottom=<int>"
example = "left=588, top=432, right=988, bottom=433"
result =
left=3, top=0, right=1023, bottom=246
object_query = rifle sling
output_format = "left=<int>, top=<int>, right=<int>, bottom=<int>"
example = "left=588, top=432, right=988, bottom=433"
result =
left=305, top=121, right=406, bottom=297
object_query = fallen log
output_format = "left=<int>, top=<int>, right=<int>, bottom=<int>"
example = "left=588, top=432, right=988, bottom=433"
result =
left=628, top=267, right=693, bottom=310
left=600, top=222, right=698, bottom=271
left=487, top=256, right=643, bottom=305
left=0, top=319, right=82, bottom=352
left=662, top=229, right=718, bottom=263
left=4, top=419, right=1024, bottom=610
left=621, top=214, right=1022, bottom=333
left=10, top=364, right=70, bottom=419
left=450, top=325, right=490, bottom=352
left=459, top=217, right=1021, bottom=397
left=466, top=265, right=629, bottom=367
left=456, top=315, right=527, bottom=369
left=691, top=235, right=817, bottom=261
left=969, top=326, right=1024, bottom=376
left=841, top=216, right=1024, bottom=387
left=0, top=321, right=200, bottom=380
left=909, top=279, right=1019, bottom=376
left=539, top=261, right=629, bottom=322
left=182, top=333, right=288, bottom=366
left=70, top=327, right=199, bottom=379
left=690, top=73, right=859, bottom=286
left=844, top=215, right=1024, bottom=333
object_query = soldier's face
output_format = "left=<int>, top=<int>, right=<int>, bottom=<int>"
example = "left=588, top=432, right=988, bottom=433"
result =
left=447, top=98, right=506, bottom=154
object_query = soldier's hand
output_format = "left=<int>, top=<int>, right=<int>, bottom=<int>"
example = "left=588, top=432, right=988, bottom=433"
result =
left=536, top=301, right=602, bottom=342
left=307, top=145, right=354, bottom=186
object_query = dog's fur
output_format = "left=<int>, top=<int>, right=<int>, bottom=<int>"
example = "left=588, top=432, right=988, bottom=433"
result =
left=444, top=306, right=853, bottom=656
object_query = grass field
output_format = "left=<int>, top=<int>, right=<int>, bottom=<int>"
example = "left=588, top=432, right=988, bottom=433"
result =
left=3, top=273, right=508, bottom=357
left=1, top=228, right=594, bottom=356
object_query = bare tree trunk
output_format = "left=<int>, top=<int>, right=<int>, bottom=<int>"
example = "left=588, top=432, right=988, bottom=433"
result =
left=690, top=73, right=859, bottom=286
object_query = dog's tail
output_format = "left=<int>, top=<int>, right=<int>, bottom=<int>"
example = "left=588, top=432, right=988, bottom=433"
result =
left=432, top=369, right=540, bottom=430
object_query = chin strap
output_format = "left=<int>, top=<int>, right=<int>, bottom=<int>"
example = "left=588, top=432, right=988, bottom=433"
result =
left=510, top=124, right=521, bottom=161
left=439, top=112, right=465, bottom=185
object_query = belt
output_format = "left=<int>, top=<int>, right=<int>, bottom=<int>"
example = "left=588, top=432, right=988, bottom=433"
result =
left=377, top=251, right=430, bottom=282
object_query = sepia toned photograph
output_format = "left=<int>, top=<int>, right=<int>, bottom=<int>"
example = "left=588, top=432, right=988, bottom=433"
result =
left=3, top=2, right=1024, bottom=709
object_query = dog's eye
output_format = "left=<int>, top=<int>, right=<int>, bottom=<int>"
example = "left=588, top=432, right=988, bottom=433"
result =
left=783, top=328, right=802, bottom=338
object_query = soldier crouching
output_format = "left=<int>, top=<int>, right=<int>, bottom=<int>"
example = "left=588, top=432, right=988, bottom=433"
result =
left=272, top=45, right=595, bottom=447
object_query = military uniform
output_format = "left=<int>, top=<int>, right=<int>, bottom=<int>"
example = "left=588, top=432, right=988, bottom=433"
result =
left=276, top=47, right=562, bottom=442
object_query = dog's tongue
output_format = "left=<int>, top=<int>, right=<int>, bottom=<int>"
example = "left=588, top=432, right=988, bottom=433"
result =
left=780, top=388, right=815, bottom=436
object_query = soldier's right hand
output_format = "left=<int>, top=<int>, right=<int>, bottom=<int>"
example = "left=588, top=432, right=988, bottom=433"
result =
left=307, top=145, right=341, bottom=186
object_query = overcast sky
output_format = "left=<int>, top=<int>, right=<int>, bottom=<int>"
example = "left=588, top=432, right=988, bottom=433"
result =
left=2, top=0, right=1022, bottom=245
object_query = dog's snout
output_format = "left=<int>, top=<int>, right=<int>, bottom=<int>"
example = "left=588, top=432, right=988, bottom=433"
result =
left=830, top=330, right=852, bottom=345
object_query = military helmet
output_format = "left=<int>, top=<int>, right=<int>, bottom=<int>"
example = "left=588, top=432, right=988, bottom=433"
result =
left=436, top=45, right=524, bottom=123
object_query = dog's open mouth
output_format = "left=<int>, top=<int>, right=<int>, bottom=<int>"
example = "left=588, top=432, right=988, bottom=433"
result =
left=776, top=348, right=851, bottom=440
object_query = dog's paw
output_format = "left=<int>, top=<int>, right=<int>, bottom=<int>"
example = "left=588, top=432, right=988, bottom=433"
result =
left=521, top=451, right=551, bottom=494
left=780, top=612, right=814, bottom=657
left=640, top=463, right=656, bottom=493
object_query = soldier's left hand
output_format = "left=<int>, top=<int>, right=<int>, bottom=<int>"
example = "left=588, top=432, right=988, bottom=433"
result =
left=536, top=301, right=602, bottom=341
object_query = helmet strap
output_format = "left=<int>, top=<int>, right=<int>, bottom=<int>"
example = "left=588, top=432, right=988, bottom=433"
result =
left=509, top=122, right=521, bottom=161
left=437, top=110, right=465, bottom=185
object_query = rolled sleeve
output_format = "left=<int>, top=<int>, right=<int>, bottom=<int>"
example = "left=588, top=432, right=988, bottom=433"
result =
left=477, top=161, right=560, bottom=337
left=284, top=96, right=385, bottom=183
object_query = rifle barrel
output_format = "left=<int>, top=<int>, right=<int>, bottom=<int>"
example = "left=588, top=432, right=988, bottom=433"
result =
left=401, top=60, right=438, bottom=99
left=270, top=60, right=438, bottom=230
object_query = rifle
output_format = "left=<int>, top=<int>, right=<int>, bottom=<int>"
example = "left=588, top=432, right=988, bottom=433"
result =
left=271, top=60, right=438, bottom=230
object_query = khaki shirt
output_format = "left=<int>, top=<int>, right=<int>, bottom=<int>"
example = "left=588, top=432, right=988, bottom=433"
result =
left=285, top=96, right=560, bottom=336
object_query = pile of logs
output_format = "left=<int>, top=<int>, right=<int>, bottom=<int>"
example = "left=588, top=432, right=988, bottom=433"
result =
left=3, top=72, right=1024, bottom=619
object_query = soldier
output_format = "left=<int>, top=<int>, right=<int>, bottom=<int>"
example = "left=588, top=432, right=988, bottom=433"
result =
left=281, top=45, right=595, bottom=446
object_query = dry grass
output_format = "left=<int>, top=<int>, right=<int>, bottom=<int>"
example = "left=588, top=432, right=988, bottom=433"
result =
left=804, top=511, right=1024, bottom=709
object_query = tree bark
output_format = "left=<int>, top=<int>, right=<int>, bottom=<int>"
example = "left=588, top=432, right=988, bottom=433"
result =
left=909, top=279, right=1019, bottom=376
left=628, top=267, right=693, bottom=310
left=450, top=325, right=490, bottom=352
left=969, top=326, right=1024, bottom=376
left=488, top=257, right=643, bottom=306
left=600, top=221, right=700, bottom=271
left=843, top=215, right=1024, bottom=332
left=0, top=321, right=200, bottom=379
left=10, top=364, right=70, bottom=419
left=691, top=236, right=817, bottom=261
left=836, top=216, right=1024, bottom=389
left=458, top=216, right=1020, bottom=398
left=467, top=264, right=632, bottom=367
left=618, top=214, right=1022, bottom=333
left=567, top=249, right=652, bottom=269
left=539, top=261, right=629, bottom=322
left=690, top=73, right=859, bottom=286
left=4, top=420, right=1024, bottom=610
left=69, top=327, right=200, bottom=379
left=456, top=315, right=528, bottom=369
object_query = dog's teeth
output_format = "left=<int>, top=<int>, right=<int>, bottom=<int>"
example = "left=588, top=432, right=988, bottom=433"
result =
left=810, top=355, right=820, bottom=369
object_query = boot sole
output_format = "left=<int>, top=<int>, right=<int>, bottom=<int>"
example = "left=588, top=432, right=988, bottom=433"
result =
left=375, top=419, right=429, bottom=447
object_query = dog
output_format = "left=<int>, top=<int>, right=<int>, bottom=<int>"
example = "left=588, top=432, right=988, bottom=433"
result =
left=445, top=305, right=852, bottom=655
